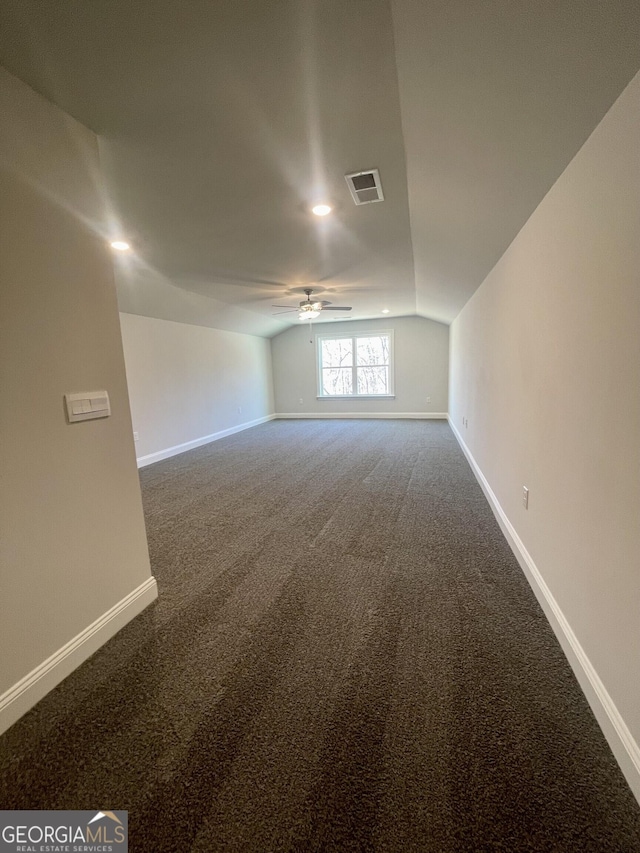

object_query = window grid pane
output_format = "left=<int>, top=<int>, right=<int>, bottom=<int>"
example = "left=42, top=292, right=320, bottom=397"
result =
left=322, top=367, right=353, bottom=396
left=321, top=338, right=353, bottom=368
left=356, top=365, right=389, bottom=395
left=356, top=335, right=389, bottom=366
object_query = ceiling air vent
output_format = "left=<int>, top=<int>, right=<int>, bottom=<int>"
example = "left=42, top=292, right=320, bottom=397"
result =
left=345, top=169, right=384, bottom=205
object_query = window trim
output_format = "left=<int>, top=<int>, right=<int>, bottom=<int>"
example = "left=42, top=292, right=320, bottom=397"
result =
left=316, top=329, right=395, bottom=398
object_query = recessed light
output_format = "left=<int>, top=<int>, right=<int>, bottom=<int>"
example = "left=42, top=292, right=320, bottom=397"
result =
left=311, top=204, right=332, bottom=217
left=381, top=308, right=390, bottom=314
left=110, top=240, right=131, bottom=252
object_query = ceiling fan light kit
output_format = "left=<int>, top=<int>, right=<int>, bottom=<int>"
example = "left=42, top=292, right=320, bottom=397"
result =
left=272, top=287, right=352, bottom=320
left=299, top=307, right=320, bottom=320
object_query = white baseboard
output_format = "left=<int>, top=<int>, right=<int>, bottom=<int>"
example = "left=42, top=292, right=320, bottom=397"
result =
left=276, top=412, right=448, bottom=420
left=137, top=414, right=276, bottom=468
left=138, top=414, right=446, bottom=467
left=448, top=418, right=640, bottom=805
left=0, top=577, right=158, bottom=736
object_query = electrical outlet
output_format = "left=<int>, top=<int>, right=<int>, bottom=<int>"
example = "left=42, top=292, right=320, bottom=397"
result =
left=299, top=398, right=303, bottom=405
left=133, top=431, right=139, bottom=442
left=238, top=406, right=242, bottom=414
left=522, top=486, right=529, bottom=509
left=426, top=396, right=431, bottom=403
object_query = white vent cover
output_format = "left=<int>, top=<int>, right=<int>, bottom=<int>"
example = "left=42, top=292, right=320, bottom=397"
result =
left=345, top=169, right=384, bottom=205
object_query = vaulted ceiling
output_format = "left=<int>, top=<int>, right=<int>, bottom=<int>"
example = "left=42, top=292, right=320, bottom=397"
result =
left=1, top=0, right=639, bottom=336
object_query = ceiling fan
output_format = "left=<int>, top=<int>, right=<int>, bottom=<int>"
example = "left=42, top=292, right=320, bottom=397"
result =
left=272, top=288, right=352, bottom=320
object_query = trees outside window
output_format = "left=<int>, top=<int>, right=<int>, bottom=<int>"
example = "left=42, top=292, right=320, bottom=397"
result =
left=317, top=332, right=393, bottom=397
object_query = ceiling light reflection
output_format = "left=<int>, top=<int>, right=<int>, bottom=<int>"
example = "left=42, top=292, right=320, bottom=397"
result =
left=110, top=240, right=131, bottom=252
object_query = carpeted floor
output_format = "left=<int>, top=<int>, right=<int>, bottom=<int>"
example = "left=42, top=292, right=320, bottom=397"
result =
left=1, top=419, right=639, bottom=851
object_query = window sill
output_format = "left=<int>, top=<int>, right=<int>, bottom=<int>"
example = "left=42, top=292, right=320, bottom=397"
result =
left=316, top=395, right=396, bottom=400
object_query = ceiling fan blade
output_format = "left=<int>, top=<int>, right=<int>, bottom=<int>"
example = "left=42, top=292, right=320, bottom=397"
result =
left=272, top=304, right=296, bottom=308
left=272, top=310, right=297, bottom=315
left=324, top=306, right=352, bottom=311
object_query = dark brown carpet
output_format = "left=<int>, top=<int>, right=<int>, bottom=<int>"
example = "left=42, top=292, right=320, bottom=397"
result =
left=1, top=419, right=639, bottom=851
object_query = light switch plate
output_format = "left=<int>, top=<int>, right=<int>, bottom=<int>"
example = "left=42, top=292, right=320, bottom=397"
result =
left=65, top=391, right=111, bottom=423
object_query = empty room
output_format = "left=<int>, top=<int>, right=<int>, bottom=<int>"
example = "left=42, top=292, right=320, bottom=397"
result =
left=1, top=1, right=639, bottom=850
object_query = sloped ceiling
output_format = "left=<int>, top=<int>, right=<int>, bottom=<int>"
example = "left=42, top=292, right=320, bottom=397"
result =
left=392, top=0, right=640, bottom=322
left=0, top=1, right=639, bottom=336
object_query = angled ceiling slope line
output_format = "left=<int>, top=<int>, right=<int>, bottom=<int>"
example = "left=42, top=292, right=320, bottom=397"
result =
left=391, top=0, right=640, bottom=323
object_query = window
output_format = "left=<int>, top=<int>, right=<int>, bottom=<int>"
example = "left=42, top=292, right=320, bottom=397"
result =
left=317, top=331, right=394, bottom=397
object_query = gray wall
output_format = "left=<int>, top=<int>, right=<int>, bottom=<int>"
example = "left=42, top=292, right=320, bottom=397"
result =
left=271, top=315, right=449, bottom=416
left=0, top=69, right=153, bottom=705
left=120, top=312, right=274, bottom=461
left=450, top=71, right=640, bottom=796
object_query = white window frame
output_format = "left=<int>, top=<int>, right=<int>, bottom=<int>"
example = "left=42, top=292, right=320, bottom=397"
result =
left=316, top=330, right=395, bottom=398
